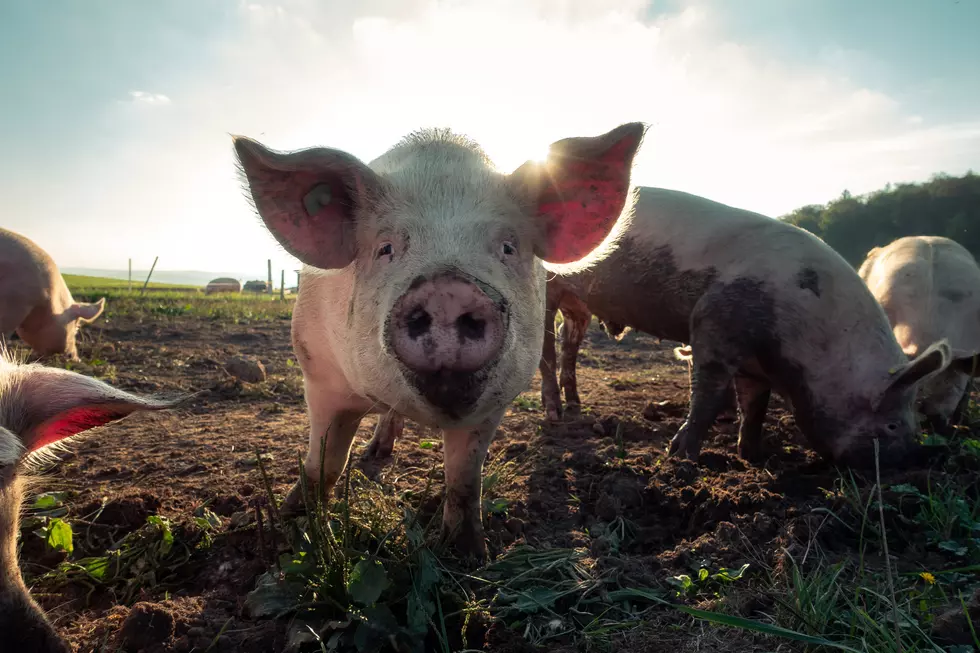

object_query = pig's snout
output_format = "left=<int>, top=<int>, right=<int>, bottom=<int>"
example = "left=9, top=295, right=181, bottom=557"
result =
left=392, top=275, right=506, bottom=373
left=389, top=274, right=507, bottom=418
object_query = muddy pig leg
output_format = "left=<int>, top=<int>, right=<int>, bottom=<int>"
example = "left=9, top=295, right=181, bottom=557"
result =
left=668, top=298, right=743, bottom=461
left=558, top=296, right=591, bottom=413
left=733, top=374, right=771, bottom=462
left=539, top=302, right=563, bottom=420
left=440, top=415, right=499, bottom=564
left=363, top=412, right=404, bottom=459
left=669, top=358, right=737, bottom=461
left=283, top=382, right=364, bottom=513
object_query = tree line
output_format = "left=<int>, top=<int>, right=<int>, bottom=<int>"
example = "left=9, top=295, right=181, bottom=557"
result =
left=781, top=171, right=980, bottom=266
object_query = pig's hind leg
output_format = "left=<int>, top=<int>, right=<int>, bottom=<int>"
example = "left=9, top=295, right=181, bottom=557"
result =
left=363, top=412, right=404, bottom=459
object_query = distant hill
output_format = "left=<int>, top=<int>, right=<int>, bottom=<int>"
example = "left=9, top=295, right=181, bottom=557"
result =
left=60, top=268, right=262, bottom=288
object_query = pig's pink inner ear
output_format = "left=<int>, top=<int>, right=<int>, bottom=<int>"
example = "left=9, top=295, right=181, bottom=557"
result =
left=524, top=123, right=646, bottom=264
left=72, top=299, right=105, bottom=323
left=234, top=137, right=377, bottom=271
left=27, top=402, right=145, bottom=452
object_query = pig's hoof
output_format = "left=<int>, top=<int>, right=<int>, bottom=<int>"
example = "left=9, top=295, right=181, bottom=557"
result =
left=737, top=439, right=764, bottom=464
left=280, top=479, right=331, bottom=518
left=564, top=402, right=582, bottom=417
left=667, top=428, right=701, bottom=462
left=279, top=482, right=309, bottom=517
left=440, top=524, right=488, bottom=567
left=362, top=436, right=394, bottom=460
left=545, top=407, right=561, bottom=421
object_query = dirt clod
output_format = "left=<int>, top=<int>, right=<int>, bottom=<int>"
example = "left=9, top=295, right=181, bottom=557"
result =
left=224, top=356, right=267, bottom=383
left=118, top=602, right=176, bottom=651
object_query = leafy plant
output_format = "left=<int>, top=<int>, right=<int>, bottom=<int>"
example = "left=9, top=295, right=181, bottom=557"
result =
left=667, top=563, right=750, bottom=598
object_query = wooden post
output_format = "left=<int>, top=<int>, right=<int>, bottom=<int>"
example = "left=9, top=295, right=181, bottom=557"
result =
left=280, top=270, right=285, bottom=301
left=128, top=258, right=132, bottom=291
left=140, top=256, right=159, bottom=295
left=267, top=259, right=273, bottom=294
left=296, top=270, right=301, bottom=293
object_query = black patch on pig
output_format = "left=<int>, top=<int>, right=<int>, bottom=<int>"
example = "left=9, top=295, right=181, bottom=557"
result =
left=688, top=276, right=845, bottom=463
left=556, top=241, right=718, bottom=344
left=796, top=267, right=821, bottom=297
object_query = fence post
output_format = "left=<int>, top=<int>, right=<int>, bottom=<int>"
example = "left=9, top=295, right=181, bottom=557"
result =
left=140, top=256, right=159, bottom=295
left=267, top=259, right=273, bottom=294
left=280, top=270, right=285, bottom=301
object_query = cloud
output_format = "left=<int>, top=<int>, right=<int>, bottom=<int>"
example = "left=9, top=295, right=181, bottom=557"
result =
left=128, top=91, right=171, bottom=105
left=16, top=0, right=978, bottom=271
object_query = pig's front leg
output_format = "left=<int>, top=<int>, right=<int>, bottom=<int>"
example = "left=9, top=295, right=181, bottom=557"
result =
left=440, top=415, right=499, bottom=564
left=283, top=388, right=364, bottom=513
left=668, top=360, right=735, bottom=461
left=539, top=304, right=563, bottom=421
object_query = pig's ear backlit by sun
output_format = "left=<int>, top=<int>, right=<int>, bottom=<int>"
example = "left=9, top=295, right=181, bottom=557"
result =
left=1, top=363, right=182, bottom=456
left=509, top=122, right=647, bottom=265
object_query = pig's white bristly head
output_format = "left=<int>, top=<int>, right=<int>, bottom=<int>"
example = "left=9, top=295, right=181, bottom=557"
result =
left=235, top=123, right=646, bottom=426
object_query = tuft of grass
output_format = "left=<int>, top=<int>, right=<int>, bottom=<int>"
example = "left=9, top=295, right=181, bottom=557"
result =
left=247, top=452, right=672, bottom=652
left=511, top=394, right=542, bottom=413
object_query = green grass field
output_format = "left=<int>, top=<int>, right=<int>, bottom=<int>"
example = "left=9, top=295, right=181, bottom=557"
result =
left=63, top=273, right=188, bottom=290
left=66, top=274, right=294, bottom=323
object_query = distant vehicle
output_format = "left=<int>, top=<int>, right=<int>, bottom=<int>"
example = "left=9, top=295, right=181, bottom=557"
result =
left=205, top=278, right=242, bottom=295
left=243, top=280, right=271, bottom=293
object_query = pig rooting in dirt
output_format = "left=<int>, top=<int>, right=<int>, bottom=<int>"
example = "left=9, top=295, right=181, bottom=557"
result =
left=234, top=122, right=646, bottom=561
left=0, top=228, right=106, bottom=361
left=0, top=351, right=179, bottom=652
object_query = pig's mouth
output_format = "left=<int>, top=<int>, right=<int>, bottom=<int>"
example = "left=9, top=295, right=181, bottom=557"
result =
left=399, top=365, right=496, bottom=422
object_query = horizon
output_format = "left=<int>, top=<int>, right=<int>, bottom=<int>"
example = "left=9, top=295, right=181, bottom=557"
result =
left=3, top=0, right=979, bottom=273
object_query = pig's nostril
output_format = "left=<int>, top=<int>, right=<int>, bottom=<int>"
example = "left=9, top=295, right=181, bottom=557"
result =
left=456, top=313, right=486, bottom=341
left=406, top=307, right=432, bottom=339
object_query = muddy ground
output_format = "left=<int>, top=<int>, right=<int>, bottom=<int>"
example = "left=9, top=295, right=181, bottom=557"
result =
left=14, top=312, right=979, bottom=652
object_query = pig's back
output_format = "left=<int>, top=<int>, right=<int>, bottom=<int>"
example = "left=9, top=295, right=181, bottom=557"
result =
left=0, top=228, right=59, bottom=304
left=568, top=187, right=877, bottom=344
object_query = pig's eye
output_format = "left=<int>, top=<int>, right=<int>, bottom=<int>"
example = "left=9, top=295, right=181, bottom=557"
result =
left=501, top=241, right=517, bottom=256
left=885, top=422, right=899, bottom=433
left=377, top=242, right=394, bottom=259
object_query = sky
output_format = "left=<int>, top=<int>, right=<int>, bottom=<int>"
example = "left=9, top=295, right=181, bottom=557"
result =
left=1, top=0, right=978, bottom=277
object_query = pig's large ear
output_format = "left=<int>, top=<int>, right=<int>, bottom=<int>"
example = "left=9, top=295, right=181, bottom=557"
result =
left=5, top=365, right=182, bottom=454
left=233, top=137, right=384, bottom=270
left=510, top=122, right=647, bottom=264
left=878, top=339, right=952, bottom=407
left=68, top=298, right=105, bottom=324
